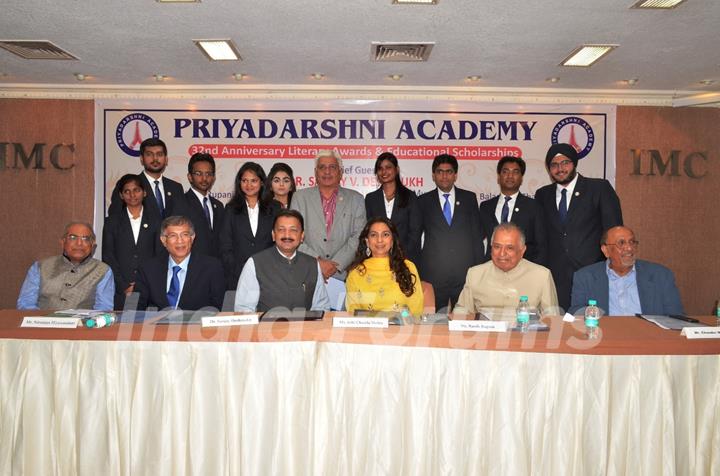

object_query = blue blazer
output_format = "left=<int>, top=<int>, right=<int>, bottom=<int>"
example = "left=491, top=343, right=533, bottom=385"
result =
left=134, top=253, right=226, bottom=311
left=569, top=259, right=684, bottom=315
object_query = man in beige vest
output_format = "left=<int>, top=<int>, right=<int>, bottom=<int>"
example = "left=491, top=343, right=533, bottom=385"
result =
left=17, top=222, right=115, bottom=310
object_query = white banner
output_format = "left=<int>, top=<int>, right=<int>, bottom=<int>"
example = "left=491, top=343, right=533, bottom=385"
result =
left=95, top=99, right=615, bottom=229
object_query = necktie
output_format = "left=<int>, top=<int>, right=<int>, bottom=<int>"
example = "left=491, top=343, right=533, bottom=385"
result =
left=501, top=195, right=511, bottom=223
left=559, top=188, right=568, bottom=224
left=167, top=265, right=181, bottom=309
left=203, top=196, right=212, bottom=229
left=442, top=193, right=452, bottom=225
left=154, top=180, right=165, bottom=217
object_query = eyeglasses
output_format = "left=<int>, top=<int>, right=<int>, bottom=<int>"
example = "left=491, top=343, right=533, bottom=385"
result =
left=317, top=164, right=339, bottom=172
left=606, top=239, right=639, bottom=249
left=163, top=232, right=194, bottom=242
left=65, top=234, right=93, bottom=243
left=549, top=160, right=573, bottom=170
left=191, top=171, right=215, bottom=178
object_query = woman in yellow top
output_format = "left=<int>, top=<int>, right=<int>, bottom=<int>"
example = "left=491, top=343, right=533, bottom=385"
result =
left=345, top=217, right=424, bottom=316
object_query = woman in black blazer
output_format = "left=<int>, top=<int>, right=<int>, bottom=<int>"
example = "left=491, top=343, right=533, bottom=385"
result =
left=365, top=152, right=421, bottom=262
left=102, top=174, right=161, bottom=310
left=262, top=162, right=296, bottom=209
left=220, top=162, right=279, bottom=290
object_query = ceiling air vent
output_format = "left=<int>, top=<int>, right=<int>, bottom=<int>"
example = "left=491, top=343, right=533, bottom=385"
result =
left=0, top=40, right=78, bottom=60
left=372, top=42, right=434, bottom=62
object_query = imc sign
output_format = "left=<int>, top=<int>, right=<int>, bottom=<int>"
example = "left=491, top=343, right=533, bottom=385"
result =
left=0, top=142, right=75, bottom=170
left=630, top=149, right=707, bottom=179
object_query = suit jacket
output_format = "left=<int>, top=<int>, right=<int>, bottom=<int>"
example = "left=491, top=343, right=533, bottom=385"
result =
left=480, top=193, right=547, bottom=265
left=534, top=174, right=623, bottom=310
left=569, top=259, right=684, bottom=316
left=291, top=186, right=366, bottom=279
left=365, top=188, right=421, bottom=261
left=108, top=173, right=187, bottom=221
left=184, top=189, right=225, bottom=258
left=417, top=187, right=486, bottom=293
left=102, top=208, right=162, bottom=309
left=219, top=201, right=279, bottom=289
left=134, top=253, right=226, bottom=311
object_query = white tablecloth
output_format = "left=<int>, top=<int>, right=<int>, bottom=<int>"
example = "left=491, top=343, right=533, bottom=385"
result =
left=1, top=339, right=718, bottom=475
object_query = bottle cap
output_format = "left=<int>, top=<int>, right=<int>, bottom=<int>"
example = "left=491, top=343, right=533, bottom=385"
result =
left=588, top=299, right=597, bottom=306
left=520, top=295, right=528, bottom=302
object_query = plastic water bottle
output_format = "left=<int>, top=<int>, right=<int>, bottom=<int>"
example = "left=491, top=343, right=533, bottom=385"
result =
left=585, top=300, right=600, bottom=339
left=516, top=295, right=530, bottom=332
left=85, top=313, right=117, bottom=328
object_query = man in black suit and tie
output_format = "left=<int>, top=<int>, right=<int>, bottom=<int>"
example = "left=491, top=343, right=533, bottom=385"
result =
left=417, top=154, right=486, bottom=312
left=479, top=156, right=547, bottom=265
left=184, top=153, right=225, bottom=258
left=534, top=143, right=623, bottom=311
left=134, top=215, right=226, bottom=310
left=107, top=138, right=187, bottom=220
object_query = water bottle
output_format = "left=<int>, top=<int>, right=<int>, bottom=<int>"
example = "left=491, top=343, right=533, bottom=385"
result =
left=516, top=295, right=530, bottom=332
left=715, top=299, right=720, bottom=327
left=585, top=300, right=600, bottom=339
left=85, top=313, right=117, bottom=328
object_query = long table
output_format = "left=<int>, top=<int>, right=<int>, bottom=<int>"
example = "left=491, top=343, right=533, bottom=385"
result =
left=1, top=310, right=719, bottom=475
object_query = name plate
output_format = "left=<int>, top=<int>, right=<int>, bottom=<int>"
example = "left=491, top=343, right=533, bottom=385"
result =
left=201, top=314, right=259, bottom=328
left=333, top=317, right=388, bottom=328
left=681, top=327, right=720, bottom=339
left=449, top=320, right=508, bottom=332
left=21, top=316, right=80, bottom=328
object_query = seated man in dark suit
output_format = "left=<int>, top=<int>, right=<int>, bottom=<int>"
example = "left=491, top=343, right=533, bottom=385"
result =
left=569, top=226, right=684, bottom=315
left=134, top=215, right=226, bottom=310
left=184, top=152, right=225, bottom=258
left=479, top=155, right=547, bottom=265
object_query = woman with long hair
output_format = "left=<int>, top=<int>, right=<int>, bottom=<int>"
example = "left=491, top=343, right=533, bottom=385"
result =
left=345, top=217, right=423, bottom=316
left=263, top=162, right=296, bottom=208
left=102, top=173, right=161, bottom=309
left=364, top=152, right=421, bottom=261
left=219, top=162, right=279, bottom=289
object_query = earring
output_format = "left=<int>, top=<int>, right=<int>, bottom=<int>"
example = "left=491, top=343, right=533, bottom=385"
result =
left=366, top=247, right=371, bottom=257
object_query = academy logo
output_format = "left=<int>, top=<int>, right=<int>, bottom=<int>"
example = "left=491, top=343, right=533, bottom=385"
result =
left=115, top=113, right=160, bottom=157
left=550, top=116, right=594, bottom=159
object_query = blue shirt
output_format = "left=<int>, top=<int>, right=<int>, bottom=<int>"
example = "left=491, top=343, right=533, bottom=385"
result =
left=606, top=260, right=642, bottom=316
left=17, top=261, right=115, bottom=311
left=234, top=249, right=330, bottom=312
left=166, top=254, right=191, bottom=309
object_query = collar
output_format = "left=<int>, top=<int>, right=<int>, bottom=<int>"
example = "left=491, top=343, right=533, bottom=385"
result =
left=555, top=172, right=579, bottom=194
left=437, top=186, right=456, bottom=199
left=190, top=187, right=209, bottom=202
left=275, top=246, right=297, bottom=261
left=143, top=171, right=164, bottom=185
left=605, top=259, right=636, bottom=280
left=169, top=253, right=191, bottom=269
left=62, top=253, right=94, bottom=268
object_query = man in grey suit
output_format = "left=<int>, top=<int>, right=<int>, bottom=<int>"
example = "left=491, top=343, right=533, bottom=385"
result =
left=291, top=150, right=366, bottom=281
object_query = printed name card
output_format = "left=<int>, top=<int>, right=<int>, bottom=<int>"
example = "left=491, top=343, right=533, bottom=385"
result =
left=21, top=316, right=80, bottom=328
left=448, top=320, right=508, bottom=332
left=201, top=314, right=259, bottom=327
left=333, top=317, right=389, bottom=328
left=681, top=327, right=720, bottom=339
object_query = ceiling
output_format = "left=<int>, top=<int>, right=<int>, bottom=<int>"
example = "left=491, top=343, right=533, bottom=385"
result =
left=1, top=0, right=719, bottom=105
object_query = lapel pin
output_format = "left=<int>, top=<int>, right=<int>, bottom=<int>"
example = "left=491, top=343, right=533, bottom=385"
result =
left=143, top=223, right=148, bottom=228
left=515, top=207, right=519, bottom=212
left=339, top=196, right=344, bottom=201
left=167, top=191, right=172, bottom=196
left=213, top=203, right=217, bottom=208
left=575, top=192, right=580, bottom=197
left=456, top=201, right=460, bottom=206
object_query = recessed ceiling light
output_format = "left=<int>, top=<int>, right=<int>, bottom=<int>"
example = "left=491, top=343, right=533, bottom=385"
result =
left=154, top=74, right=166, bottom=82
left=631, top=0, right=686, bottom=9
left=466, top=75, right=481, bottom=82
left=392, top=0, right=438, bottom=4
left=388, top=74, right=403, bottom=81
left=233, top=73, right=247, bottom=81
left=699, top=79, right=716, bottom=86
left=194, top=39, right=241, bottom=61
left=623, top=78, right=640, bottom=85
left=561, top=44, right=618, bottom=67
left=546, top=77, right=560, bottom=83
left=311, top=73, right=325, bottom=80
left=74, top=73, right=86, bottom=81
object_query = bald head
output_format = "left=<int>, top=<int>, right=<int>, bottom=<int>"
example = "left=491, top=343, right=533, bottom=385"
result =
left=601, top=226, right=639, bottom=276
